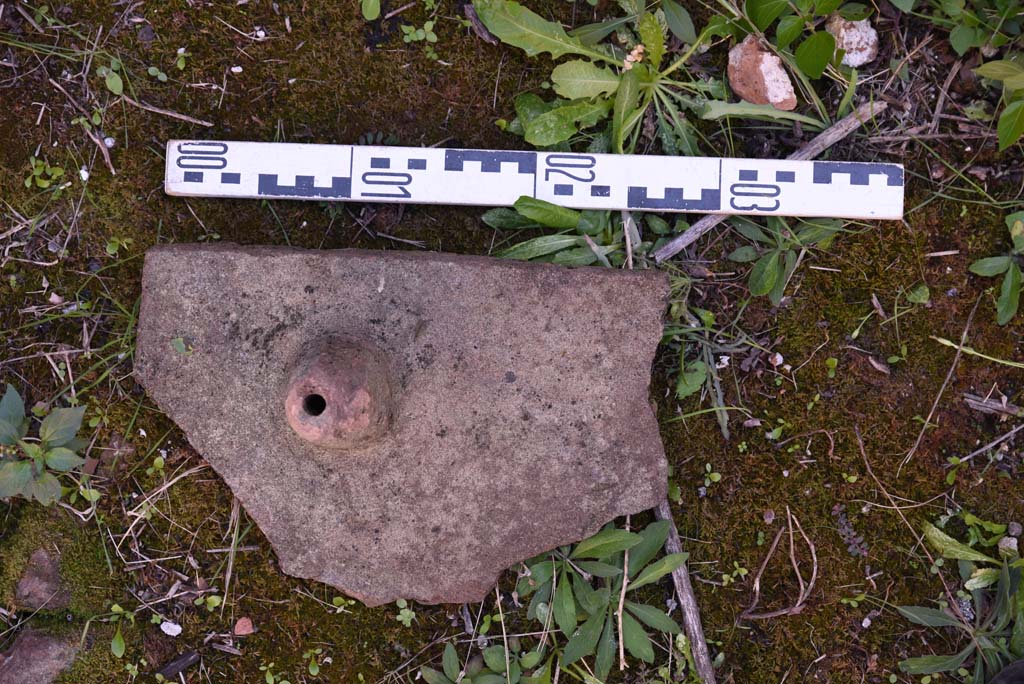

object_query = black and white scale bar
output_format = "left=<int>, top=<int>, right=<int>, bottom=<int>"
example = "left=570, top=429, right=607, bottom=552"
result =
left=165, top=140, right=904, bottom=219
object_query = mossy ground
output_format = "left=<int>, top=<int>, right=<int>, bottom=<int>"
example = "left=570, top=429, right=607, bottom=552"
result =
left=1, top=1, right=1022, bottom=683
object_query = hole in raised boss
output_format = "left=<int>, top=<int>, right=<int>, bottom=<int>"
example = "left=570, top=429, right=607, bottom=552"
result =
left=303, top=393, right=327, bottom=417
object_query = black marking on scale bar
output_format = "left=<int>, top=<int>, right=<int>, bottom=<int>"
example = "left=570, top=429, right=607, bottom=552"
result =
left=407, top=159, right=427, bottom=170
left=627, top=187, right=721, bottom=211
left=370, top=158, right=390, bottom=169
left=222, top=172, right=241, bottom=184
left=591, top=186, right=610, bottom=197
left=812, top=161, right=903, bottom=186
left=776, top=171, right=795, bottom=183
left=184, top=171, right=203, bottom=183
left=444, top=149, right=536, bottom=174
left=257, top=174, right=352, bottom=198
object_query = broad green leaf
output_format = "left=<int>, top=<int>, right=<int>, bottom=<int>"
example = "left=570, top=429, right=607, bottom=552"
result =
left=473, top=0, right=603, bottom=60
left=770, top=248, right=797, bottom=305
left=551, top=60, right=620, bottom=100
left=663, top=0, right=697, bottom=44
left=553, top=569, right=577, bottom=636
left=594, top=613, right=615, bottom=681
left=31, top=472, right=63, bottom=505
left=997, top=100, right=1024, bottom=151
left=0, top=460, right=33, bottom=498
left=483, top=645, right=508, bottom=672
left=625, top=601, right=681, bottom=634
left=513, top=197, right=581, bottom=229
left=420, top=667, right=454, bottom=684
left=996, top=264, right=1021, bottom=325
left=45, top=447, right=85, bottom=472
left=482, top=207, right=539, bottom=229
left=907, top=283, right=931, bottom=305
left=794, top=31, right=835, bottom=79
left=571, top=528, right=643, bottom=559
left=111, top=624, right=126, bottom=658
left=361, top=0, right=381, bottom=20
left=728, top=245, right=760, bottom=262
left=571, top=16, right=634, bottom=45
left=774, top=15, right=804, bottom=51
left=572, top=571, right=605, bottom=615
left=922, top=521, right=998, bottom=563
left=949, top=23, right=982, bottom=55
left=1008, top=211, right=1024, bottom=252
left=475, top=672, right=507, bottom=684
left=39, top=406, right=86, bottom=447
left=637, top=13, right=665, bottom=70
left=612, top=68, right=641, bottom=154
left=898, top=648, right=972, bottom=674
left=974, top=60, right=1024, bottom=82
left=519, top=649, right=543, bottom=669
left=552, top=244, right=618, bottom=267
left=620, top=610, right=654, bottom=662
left=561, top=610, right=605, bottom=666
left=964, top=567, right=1001, bottom=590
left=889, top=0, right=914, bottom=10
left=700, top=100, right=825, bottom=128
left=519, top=560, right=555, bottom=597
left=0, top=385, right=24, bottom=427
left=627, top=521, right=671, bottom=577
left=795, top=218, right=844, bottom=246
left=816, top=0, right=843, bottom=13
left=628, top=552, right=688, bottom=591
left=896, top=605, right=966, bottom=629
left=969, top=256, right=1011, bottom=276
left=442, top=643, right=460, bottom=681
left=675, top=361, right=706, bottom=400
left=0, top=418, right=21, bottom=446
left=1012, top=608, right=1024, bottom=657
left=749, top=252, right=782, bottom=296
left=575, top=560, right=622, bottom=578
left=500, top=235, right=579, bottom=260
left=105, top=70, right=124, bottom=95
left=746, top=0, right=789, bottom=31
left=524, top=99, right=612, bottom=146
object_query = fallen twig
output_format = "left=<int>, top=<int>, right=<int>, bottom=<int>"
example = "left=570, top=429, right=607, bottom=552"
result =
left=900, top=296, right=982, bottom=472
left=652, top=100, right=889, bottom=263
left=653, top=500, right=716, bottom=684
left=963, top=392, right=1024, bottom=419
left=120, top=95, right=214, bottom=127
left=48, top=77, right=117, bottom=176
left=739, top=507, right=817, bottom=620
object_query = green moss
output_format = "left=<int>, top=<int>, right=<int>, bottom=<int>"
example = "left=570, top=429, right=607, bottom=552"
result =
left=0, top=504, right=115, bottom=616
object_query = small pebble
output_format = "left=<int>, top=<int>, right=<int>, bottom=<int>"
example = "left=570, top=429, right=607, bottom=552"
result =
left=231, top=65, right=243, bottom=74
left=1008, top=521, right=1022, bottom=537
left=103, top=136, right=116, bottom=148
left=160, top=621, right=182, bottom=637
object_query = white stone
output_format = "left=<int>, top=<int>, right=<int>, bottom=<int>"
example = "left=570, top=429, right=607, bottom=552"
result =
left=826, top=16, right=879, bottom=67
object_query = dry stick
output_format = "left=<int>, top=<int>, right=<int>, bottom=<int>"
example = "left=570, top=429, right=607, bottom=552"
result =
left=617, top=514, right=631, bottom=671
left=496, top=587, right=511, bottom=684
left=120, top=95, right=214, bottom=127
left=899, top=295, right=982, bottom=473
left=47, top=77, right=117, bottom=176
left=653, top=501, right=716, bottom=684
left=857, top=427, right=972, bottom=627
left=956, top=422, right=1024, bottom=464
left=652, top=100, right=890, bottom=263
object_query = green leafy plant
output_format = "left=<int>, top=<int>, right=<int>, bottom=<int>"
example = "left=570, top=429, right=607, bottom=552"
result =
left=193, top=594, right=223, bottom=612
left=259, top=662, right=291, bottom=684
left=108, top=603, right=135, bottom=658
left=71, top=108, right=103, bottom=132
left=703, top=463, right=722, bottom=487
left=361, top=0, right=381, bottom=21
left=175, top=47, right=189, bottom=70
left=147, top=65, right=168, bottom=82
left=974, top=58, right=1024, bottom=149
left=474, top=0, right=745, bottom=154
left=420, top=521, right=690, bottom=684
left=917, top=0, right=1022, bottom=57
left=719, top=561, right=749, bottom=586
left=968, top=210, right=1023, bottom=324
left=897, top=520, right=1023, bottom=683
left=395, top=598, right=416, bottom=626
left=302, top=648, right=324, bottom=676
left=105, top=236, right=134, bottom=257
left=727, top=216, right=845, bottom=305
left=96, top=57, right=124, bottom=95
left=24, top=155, right=65, bottom=190
left=0, top=385, right=88, bottom=505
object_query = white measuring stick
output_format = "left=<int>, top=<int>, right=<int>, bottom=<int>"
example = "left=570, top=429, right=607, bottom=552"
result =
left=164, top=140, right=904, bottom=219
